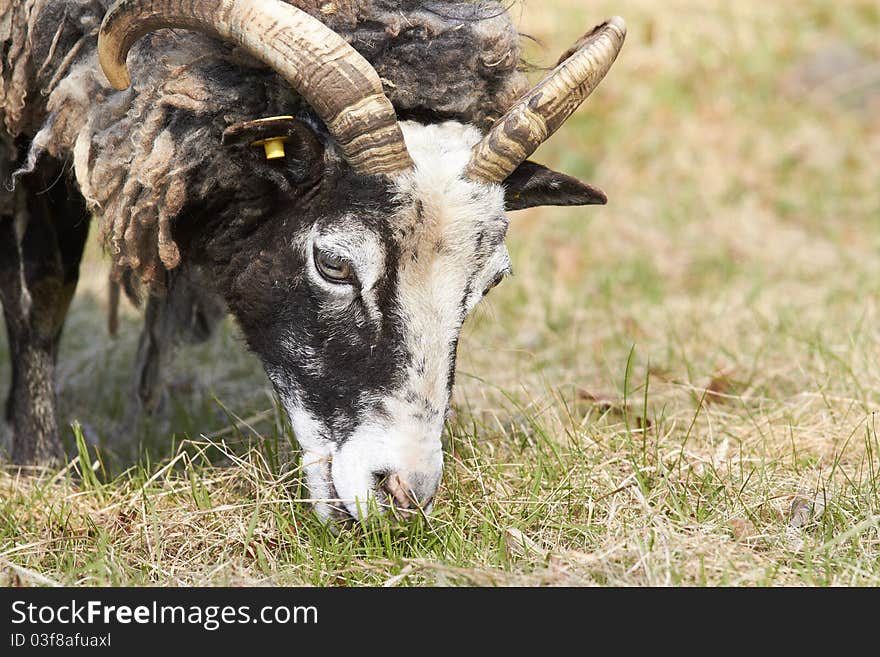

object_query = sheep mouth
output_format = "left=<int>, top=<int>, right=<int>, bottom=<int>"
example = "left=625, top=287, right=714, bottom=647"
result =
left=316, top=458, right=356, bottom=527
left=317, top=468, right=430, bottom=527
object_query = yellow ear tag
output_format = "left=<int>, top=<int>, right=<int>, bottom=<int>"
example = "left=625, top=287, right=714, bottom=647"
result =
left=251, top=136, right=288, bottom=160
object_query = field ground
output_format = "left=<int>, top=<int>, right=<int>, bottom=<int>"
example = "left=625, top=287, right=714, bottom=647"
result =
left=2, top=0, right=879, bottom=586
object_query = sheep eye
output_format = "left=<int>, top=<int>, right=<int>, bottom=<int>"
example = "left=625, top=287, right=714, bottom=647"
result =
left=314, top=248, right=353, bottom=283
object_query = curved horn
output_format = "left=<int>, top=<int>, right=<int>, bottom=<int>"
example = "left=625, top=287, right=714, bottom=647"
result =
left=464, top=16, right=626, bottom=184
left=98, top=0, right=413, bottom=175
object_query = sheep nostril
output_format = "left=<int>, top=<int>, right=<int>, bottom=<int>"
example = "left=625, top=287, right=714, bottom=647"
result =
left=376, top=472, right=421, bottom=515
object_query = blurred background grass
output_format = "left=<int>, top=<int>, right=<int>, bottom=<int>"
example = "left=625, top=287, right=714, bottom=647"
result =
left=1, top=0, right=879, bottom=585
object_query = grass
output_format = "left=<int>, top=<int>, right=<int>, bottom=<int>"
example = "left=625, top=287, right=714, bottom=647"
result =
left=2, top=0, right=879, bottom=585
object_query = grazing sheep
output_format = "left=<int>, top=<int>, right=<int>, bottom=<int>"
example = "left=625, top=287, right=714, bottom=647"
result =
left=1, top=0, right=625, bottom=522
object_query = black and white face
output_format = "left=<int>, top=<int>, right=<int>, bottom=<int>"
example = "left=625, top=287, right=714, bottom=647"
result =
left=263, top=122, right=512, bottom=522
left=207, top=118, right=604, bottom=524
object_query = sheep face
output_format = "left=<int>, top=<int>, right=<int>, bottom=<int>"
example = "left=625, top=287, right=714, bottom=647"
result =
left=247, top=122, right=509, bottom=522
left=188, top=119, right=601, bottom=523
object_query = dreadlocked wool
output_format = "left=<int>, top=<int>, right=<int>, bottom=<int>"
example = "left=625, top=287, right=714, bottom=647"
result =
left=0, top=0, right=527, bottom=291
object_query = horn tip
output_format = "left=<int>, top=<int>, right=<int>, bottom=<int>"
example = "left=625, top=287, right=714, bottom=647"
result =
left=607, top=16, right=627, bottom=38
left=106, top=69, right=132, bottom=91
left=103, top=66, right=133, bottom=91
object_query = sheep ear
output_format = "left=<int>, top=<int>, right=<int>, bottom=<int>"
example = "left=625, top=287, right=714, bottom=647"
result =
left=222, top=116, right=324, bottom=179
left=502, top=160, right=607, bottom=211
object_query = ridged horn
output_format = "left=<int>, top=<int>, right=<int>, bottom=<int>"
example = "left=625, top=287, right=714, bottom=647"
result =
left=464, top=16, right=626, bottom=184
left=98, top=0, right=414, bottom=176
